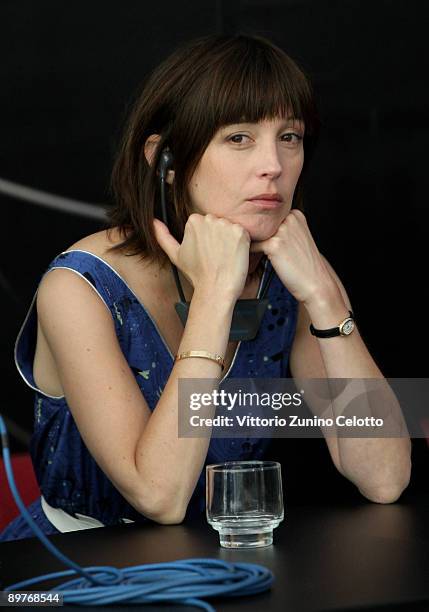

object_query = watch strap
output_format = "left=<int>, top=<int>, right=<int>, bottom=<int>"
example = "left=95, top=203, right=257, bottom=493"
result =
left=310, top=310, right=355, bottom=338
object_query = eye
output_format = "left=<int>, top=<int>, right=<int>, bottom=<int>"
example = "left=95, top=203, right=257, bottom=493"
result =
left=227, top=133, right=250, bottom=144
left=281, top=132, right=303, bottom=145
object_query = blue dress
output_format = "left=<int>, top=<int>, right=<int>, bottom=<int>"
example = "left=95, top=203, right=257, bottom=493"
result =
left=0, top=249, right=298, bottom=541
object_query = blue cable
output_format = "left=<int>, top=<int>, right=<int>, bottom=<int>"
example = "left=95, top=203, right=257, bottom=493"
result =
left=0, top=414, right=274, bottom=610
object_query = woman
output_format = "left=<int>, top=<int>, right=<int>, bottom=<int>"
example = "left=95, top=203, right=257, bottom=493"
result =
left=1, top=34, right=411, bottom=542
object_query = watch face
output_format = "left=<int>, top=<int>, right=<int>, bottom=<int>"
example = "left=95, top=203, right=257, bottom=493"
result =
left=340, top=318, right=355, bottom=335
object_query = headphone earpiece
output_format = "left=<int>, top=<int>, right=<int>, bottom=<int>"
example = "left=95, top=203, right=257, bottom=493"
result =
left=158, top=147, right=174, bottom=180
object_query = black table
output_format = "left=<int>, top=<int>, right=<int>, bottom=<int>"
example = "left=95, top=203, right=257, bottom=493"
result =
left=1, top=491, right=429, bottom=611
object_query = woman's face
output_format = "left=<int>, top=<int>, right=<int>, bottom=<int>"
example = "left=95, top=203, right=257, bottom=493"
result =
left=187, top=116, right=305, bottom=242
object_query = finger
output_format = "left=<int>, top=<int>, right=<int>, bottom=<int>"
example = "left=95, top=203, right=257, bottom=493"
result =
left=153, top=218, right=180, bottom=263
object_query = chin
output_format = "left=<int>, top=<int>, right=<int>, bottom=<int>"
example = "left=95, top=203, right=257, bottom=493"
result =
left=229, top=207, right=289, bottom=242
left=243, top=218, right=283, bottom=242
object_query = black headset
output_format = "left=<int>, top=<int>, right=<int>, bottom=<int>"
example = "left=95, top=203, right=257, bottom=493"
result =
left=158, top=147, right=174, bottom=180
left=158, top=147, right=174, bottom=228
left=157, top=147, right=274, bottom=342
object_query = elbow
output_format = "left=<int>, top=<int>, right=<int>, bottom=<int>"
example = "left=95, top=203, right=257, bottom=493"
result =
left=359, top=466, right=411, bottom=505
left=155, top=513, right=186, bottom=525
left=135, top=490, right=187, bottom=525
left=361, top=484, right=406, bottom=504
left=150, top=506, right=186, bottom=525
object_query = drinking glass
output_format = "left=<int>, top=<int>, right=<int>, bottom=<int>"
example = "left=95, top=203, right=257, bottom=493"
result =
left=206, top=460, right=284, bottom=548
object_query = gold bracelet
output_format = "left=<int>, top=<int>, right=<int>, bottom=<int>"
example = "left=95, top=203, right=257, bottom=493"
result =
left=175, top=350, right=225, bottom=371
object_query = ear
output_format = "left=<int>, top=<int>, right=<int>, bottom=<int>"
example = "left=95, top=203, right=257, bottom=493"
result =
left=144, top=134, right=175, bottom=184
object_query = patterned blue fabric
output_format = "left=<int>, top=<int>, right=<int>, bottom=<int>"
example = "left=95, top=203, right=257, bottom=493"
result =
left=0, top=499, right=61, bottom=542
left=0, top=249, right=297, bottom=542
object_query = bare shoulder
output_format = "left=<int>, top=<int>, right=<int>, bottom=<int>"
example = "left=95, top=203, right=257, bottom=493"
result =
left=64, top=227, right=123, bottom=265
left=33, top=235, right=122, bottom=398
left=62, top=226, right=155, bottom=283
left=36, top=227, right=129, bottom=355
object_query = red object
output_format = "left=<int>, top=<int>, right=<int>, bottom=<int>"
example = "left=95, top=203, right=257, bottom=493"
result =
left=0, top=452, right=40, bottom=532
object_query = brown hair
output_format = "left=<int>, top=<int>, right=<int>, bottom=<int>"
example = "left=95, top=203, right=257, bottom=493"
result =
left=105, top=33, right=319, bottom=265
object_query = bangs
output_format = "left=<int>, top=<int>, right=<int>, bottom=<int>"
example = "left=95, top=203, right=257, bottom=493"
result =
left=201, top=38, right=316, bottom=135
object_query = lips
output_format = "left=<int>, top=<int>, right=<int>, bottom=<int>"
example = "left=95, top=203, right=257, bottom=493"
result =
left=247, top=193, right=283, bottom=210
left=247, top=199, right=282, bottom=210
left=249, top=193, right=283, bottom=202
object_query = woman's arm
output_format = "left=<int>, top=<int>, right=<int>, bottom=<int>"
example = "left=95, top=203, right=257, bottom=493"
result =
left=252, top=210, right=411, bottom=503
left=37, top=269, right=234, bottom=523
left=289, top=262, right=411, bottom=503
left=37, top=215, right=250, bottom=524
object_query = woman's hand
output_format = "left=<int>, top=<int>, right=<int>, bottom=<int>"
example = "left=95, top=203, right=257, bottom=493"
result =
left=250, top=209, right=339, bottom=307
left=154, top=213, right=250, bottom=302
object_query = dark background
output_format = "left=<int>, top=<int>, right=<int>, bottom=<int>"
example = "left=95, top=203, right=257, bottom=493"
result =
left=1, top=1, right=427, bottom=490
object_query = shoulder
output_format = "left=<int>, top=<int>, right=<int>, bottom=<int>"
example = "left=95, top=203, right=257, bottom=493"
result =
left=60, top=226, right=153, bottom=285
left=63, top=227, right=124, bottom=267
left=40, top=227, right=170, bottom=318
left=37, top=228, right=127, bottom=316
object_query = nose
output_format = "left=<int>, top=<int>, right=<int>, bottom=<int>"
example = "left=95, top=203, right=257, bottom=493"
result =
left=256, top=142, right=282, bottom=179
